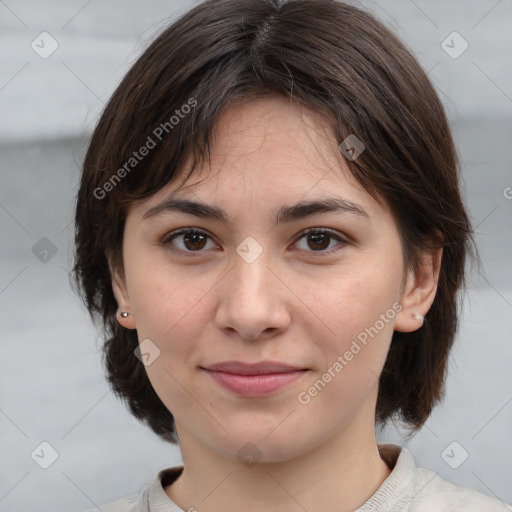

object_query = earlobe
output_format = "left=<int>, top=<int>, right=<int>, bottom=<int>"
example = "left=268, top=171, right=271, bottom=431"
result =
left=394, top=244, right=443, bottom=333
left=115, top=310, right=136, bottom=329
left=111, top=269, right=137, bottom=330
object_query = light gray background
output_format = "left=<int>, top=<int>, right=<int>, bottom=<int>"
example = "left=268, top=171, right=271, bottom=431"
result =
left=1, top=0, right=511, bottom=510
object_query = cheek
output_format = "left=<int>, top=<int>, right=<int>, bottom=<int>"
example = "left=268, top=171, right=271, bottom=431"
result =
left=302, top=260, right=402, bottom=405
left=126, top=252, right=211, bottom=339
left=312, top=267, right=400, bottom=344
left=295, top=277, right=398, bottom=430
left=127, top=268, right=211, bottom=414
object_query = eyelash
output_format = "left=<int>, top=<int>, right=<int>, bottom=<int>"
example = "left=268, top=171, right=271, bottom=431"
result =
left=161, top=227, right=348, bottom=258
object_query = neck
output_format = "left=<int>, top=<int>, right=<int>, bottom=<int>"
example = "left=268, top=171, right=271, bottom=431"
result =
left=165, top=420, right=391, bottom=512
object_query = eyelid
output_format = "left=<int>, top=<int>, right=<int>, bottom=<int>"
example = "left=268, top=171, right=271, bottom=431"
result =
left=161, top=227, right=215, bottom=244
left=296, top=227, right=347, bottom=242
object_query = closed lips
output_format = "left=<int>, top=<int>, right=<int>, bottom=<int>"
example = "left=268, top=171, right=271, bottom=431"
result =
left=201, top=361, right=309, bottom=397
left=201, top=361, right=308, bottom=375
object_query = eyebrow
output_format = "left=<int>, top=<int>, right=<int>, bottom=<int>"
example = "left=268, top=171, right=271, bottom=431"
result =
left=143, top=195, right=370, bottom=225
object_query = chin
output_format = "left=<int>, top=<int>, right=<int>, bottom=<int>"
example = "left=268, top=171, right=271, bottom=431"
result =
left=210, top=425, right=315, bottom=465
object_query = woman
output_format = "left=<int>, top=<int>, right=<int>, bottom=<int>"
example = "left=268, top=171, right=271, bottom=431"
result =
left=73, top=0, right=510, bottom=510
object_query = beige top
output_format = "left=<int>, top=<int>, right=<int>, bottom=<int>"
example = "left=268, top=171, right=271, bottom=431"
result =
left=88, top=444, right=511, bottom=511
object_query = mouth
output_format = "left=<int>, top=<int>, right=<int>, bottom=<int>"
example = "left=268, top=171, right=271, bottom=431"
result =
left=200, top=361, right=309, bottom=397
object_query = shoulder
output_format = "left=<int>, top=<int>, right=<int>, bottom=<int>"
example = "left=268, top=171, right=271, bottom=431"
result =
left=81, top=466, right=184, bottom=512
left=369, top=444, right=511, bottom=512
left=410, top=465, right=511, bottom=511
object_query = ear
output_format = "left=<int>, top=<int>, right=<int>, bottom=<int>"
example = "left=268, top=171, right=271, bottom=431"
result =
left=394, top=239, right=443, bottom=333
left=111, top=266, right=137, bottom=330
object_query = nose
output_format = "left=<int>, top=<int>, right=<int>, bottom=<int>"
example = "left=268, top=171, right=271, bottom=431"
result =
left=214, top=249, right=292, bottom=341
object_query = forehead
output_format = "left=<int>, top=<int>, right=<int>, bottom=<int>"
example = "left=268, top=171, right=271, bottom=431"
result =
left=201, top=96, right=351, bottom=179
left=179, top=97, right=366, bottom=193
left=134, top=95, right=388, bottom=220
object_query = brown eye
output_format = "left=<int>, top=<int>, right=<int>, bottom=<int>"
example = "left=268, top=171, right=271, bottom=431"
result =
left=306, top=232, right=331, bottom=251
left=181, top=232, right=208, bottom=251
left=162, top=228, right=217, bottom=254
left=294, top=228, right=346, bottom=253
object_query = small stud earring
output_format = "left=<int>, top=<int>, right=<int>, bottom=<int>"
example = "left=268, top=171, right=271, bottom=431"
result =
left=120, top=311, right=130, bottom=318
left=411, top=312, right=424, bottom=321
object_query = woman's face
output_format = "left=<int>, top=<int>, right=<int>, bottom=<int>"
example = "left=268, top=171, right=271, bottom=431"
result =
left=114, top=96, right=422, bottom=462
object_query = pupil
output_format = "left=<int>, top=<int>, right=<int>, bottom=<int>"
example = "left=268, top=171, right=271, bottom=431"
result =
left=185, top=233, right=206, bottom=250
left=309, top=233, right=329, bottom=250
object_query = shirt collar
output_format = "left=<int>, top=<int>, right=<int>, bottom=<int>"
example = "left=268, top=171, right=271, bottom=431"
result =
left=136, top=444, right=415, bottom=512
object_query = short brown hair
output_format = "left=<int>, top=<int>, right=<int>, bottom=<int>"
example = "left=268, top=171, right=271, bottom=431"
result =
left=73, top=0, right=476, bottom=443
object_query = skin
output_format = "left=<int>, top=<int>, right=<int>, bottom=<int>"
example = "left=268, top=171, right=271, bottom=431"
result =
left=112, top=95, right=442, bottom=512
